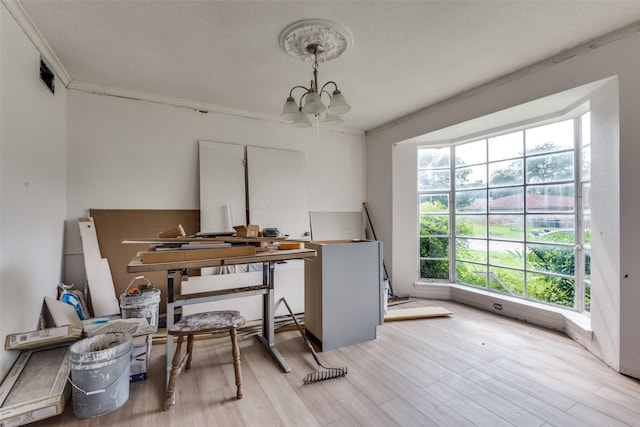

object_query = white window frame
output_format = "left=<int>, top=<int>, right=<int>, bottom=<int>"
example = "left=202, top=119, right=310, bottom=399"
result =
left=418, top=104, right=590, bottom=312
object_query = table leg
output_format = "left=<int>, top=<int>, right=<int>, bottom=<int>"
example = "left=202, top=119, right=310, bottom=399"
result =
left=256, top=261, right=291, bottom=373
left=165, top=269, right=177, bottom=405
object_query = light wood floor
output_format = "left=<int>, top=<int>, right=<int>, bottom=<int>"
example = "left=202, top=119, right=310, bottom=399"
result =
left=34, top=299, right=640, bottom=426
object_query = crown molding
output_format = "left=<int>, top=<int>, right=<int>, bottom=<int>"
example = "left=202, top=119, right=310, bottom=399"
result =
left=3, top=0, right=72, bottom=86
left=67, top=81, right=365, bottom=136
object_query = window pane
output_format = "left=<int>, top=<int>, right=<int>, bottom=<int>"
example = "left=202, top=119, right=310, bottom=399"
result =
left=456, top=215, right=486, bottom=238
left=582, top=183, right=591, bottom=214
left=489, top=159, right=523, bottom=187
left=526, top=151, right=574, bottom=183
left=527, top=272, right=575, bottom=308
left=488, top=131, right=523, bottom=162
left=419, top=147, right=450, bottom=169
left=420, top=259, right=449, bottom=280
left=527, top=244, right=575, bottom=275
left=489, top=241, right=524, bottom=268
left=489, top=187, right=524, bottom=213
left=420, top=237, right=449, bottom=258
left=456, top=164, right=486, bottom=189
left=585, top=278, right=591, bottom=312
left=419, top=170, right=450, bottom=191
left=456, top=238, right=487, bottom=263
left=456, top=190, right=486, bottom=213
left=526, top=184, right=574, bottom=212
left=489, top=267, right=524, bottom=296
left=583, top=215, right=591, bottom=245
left=584, top=249, right=591, bottom=281
left=584, top=248, right=591, bottom=312
left=456, top=262, right=487, bottom=288
left=419, top=194, right=449, bottom=213
left=456, top=139, right=486, bottom=166
left=581, top=112, right=590, bottom=146
left=527, top=215, right=575, bottom=242
left=580, top=147, right=591, bottom=181
left=489, top=215, right=524, bottom=241
left=420, top=215, right=449, bottom=236
left=525, top=120, right=574, bottom=154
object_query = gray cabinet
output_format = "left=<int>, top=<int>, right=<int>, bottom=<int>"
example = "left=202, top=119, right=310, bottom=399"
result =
left=304, top=240, right=384, bottom=351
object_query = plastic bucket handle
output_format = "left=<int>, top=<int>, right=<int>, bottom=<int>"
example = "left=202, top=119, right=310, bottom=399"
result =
left=125, top=275, right=153, bottom=294
left=67, top=373, right=124, bottom=396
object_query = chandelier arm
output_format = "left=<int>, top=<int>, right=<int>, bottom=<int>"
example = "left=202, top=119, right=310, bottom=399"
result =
left=298, top=91, right=311, bottom=109
left=320, top=81, right=339, bottom=95
left=319, top=89, right=332, bottom=102
left=289, top=85, right=311, bottom=98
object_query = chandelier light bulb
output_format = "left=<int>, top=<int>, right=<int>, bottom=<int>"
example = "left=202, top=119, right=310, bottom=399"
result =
left=302, top=92, right=326, bottom=115
left=327, top=90, right=351, bottom=115
left=281, top=97, right=300, bottom=120
left=324, top=113, right=344, bottom=126
left=292, top=111, right=312, bottom=128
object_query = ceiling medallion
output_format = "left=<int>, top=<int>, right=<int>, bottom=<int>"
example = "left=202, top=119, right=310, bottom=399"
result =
left=279, top=19, right=352, bottom=62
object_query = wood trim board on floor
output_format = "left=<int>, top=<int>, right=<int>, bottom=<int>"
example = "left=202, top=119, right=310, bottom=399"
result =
left=384, top=306, right=452, bottom=321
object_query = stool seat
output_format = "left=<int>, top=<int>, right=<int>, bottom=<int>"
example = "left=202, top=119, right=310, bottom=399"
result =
left=164, top=310, right=246, bottom=410
left=169, top=310, right=245, bottom=335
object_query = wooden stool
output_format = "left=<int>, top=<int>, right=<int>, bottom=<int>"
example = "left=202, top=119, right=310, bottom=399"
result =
left=164, top=310, right=245, bottom=410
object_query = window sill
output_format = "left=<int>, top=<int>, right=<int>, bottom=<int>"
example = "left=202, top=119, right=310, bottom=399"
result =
left=413, top=281, right=593, bottom=343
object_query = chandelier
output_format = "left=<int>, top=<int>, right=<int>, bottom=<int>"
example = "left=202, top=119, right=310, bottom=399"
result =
left=279, top=20, right=352, bottom=128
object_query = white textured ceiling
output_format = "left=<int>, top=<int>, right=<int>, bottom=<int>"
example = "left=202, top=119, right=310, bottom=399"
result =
left=15, top=0, right=640, bottom=133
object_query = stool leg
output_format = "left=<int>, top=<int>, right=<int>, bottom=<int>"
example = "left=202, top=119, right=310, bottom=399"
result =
left=230, top=326, right=243, bottom=399
left=185, top=334, right=194, bottom=371
left=164, top=335, right=184, bottom=410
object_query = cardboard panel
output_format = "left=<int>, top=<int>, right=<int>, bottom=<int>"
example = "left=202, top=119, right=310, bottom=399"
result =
left=89, top=209, right=200, bottom=315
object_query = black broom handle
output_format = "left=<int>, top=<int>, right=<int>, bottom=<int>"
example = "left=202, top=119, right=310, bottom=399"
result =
left=363, top=203, right=394, bottom=293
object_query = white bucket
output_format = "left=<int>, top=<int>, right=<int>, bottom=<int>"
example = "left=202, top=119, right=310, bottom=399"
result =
left=120, top=277, right=161, bottom=329
left=69, top=333, right=132, bottom=418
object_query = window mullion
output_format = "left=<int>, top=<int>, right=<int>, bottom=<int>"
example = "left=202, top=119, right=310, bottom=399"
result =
left=450, top=145, right=455, bottom=281
left=574, top=117, right=585, bottom=312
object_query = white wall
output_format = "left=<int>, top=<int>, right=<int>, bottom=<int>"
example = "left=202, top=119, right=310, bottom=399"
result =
left=67, top=91, right=365, bottom=217
left=366, top=28, right=640, bottom=378
left=0, top=4, right=67, bottom=378
left=64, top=90, right=366, bottom=285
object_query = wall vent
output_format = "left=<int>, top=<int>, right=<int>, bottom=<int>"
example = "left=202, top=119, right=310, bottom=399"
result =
left=39, top=58, right=55, bottom=94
